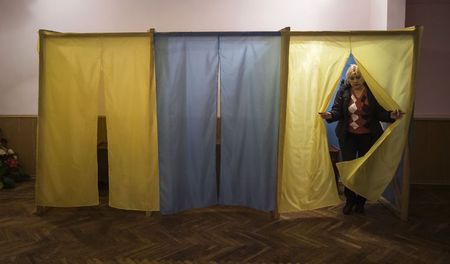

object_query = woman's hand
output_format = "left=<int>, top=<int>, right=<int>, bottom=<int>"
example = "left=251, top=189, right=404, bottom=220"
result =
left=390, top=109, right=405, bottom=120
left=318, top=112, right=332, bottom=120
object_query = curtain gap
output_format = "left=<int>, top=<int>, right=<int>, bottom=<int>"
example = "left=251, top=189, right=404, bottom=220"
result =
left=216, top=37, right=221, bottom=199
left=97, top=38, right=109, bottom=198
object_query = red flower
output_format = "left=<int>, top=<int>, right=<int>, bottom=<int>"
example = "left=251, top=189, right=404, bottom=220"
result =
left=6, top=158, right=18, bottom=168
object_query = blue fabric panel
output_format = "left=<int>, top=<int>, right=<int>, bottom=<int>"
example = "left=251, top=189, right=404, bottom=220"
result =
left=219, top=36, right=281, bottom=211
left=155, top=35, right=218, bottom=214
left=383, top=158, right=403, bottom=206
left=326, top=54, right=356, bottom=150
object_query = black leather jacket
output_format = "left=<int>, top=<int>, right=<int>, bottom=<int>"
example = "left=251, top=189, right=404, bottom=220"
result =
left=327, top=81, right=395, bottom=144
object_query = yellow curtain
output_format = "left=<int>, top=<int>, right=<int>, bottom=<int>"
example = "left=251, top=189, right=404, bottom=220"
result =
left=103, top=34, right=160, bottom=211
left=36, top=31, right=159, bottom=210
left=279, top=35, right=349, bottom=212
left=36, top=34, right=101, bottom=206
left=337, top=32, right=415, bottom=200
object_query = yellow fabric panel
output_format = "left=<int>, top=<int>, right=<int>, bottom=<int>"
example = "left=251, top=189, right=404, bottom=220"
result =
left=36, top=36, right=101, bottom=206
left=279, top=36, right=348, bottom=212
left=337, top=34, right=415, bottom=201
left=103, top=35, right=160, bottom=211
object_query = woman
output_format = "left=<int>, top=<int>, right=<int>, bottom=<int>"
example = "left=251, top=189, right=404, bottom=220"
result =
left=319, top=64, right=403, bottom=215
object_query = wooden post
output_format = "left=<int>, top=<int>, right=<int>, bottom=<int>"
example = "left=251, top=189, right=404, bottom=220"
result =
left=400, top=144, right=411, bottom=221
left=274, top=27, right=291, bottom=220
left=35, top=206, right=45, bottom=216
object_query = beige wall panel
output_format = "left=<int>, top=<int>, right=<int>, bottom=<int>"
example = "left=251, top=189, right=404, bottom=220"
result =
left=1, top=117, right=449, bottom=185
left=411, top=119, right=450, bottom=185
left=0, top=117, right=37, bottom=176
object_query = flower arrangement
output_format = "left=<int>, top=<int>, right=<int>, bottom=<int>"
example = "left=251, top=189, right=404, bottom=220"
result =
left=0, top=134, right=30, bottom=189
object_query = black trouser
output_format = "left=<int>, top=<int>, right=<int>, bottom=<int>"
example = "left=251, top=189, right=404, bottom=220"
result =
left=340, top=133, right=374, bottom=207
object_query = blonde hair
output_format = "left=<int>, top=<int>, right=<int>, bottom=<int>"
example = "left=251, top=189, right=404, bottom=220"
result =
left=345, top=64, right=363, bottom=85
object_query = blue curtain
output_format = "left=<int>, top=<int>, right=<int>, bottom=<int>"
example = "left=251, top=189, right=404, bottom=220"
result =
left=326, top=54, right=356, bottom=150
left=219, top=35, right=281, bottom=211
left=155, top=35, right=219, bottom=214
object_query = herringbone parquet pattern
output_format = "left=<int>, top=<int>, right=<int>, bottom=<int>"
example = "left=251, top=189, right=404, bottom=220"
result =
left=0, top=181, right=448, bottom=263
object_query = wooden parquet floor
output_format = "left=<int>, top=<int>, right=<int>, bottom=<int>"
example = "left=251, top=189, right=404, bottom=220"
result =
left=0, top=181, right=449, bottom=264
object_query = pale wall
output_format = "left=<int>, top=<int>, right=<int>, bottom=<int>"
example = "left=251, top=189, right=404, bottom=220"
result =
left=406, top=0, right=450, bottom=118
left=0, top=0, right=393, bottom=115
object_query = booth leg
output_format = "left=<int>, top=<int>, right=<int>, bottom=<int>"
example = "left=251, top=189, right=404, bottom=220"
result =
left=270, top=210, right=279, bottom=219
left=35, top=206, right=46, bottom=216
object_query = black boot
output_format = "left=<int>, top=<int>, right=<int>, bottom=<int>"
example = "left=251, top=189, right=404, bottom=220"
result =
left=343, top=202, right=354, bottom=215
left=354, top=195, right=366, bottom=214
left=343, top=187, right=357, bottom=215
left=354, top=204, right=365, bottom=214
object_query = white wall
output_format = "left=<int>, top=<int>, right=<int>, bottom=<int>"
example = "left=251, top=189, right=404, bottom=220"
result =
left=371, top=0, right=389, bottom=30
left=0, top=0, right=391, bottom=115
left=387, top=0, right=406, bottom=29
